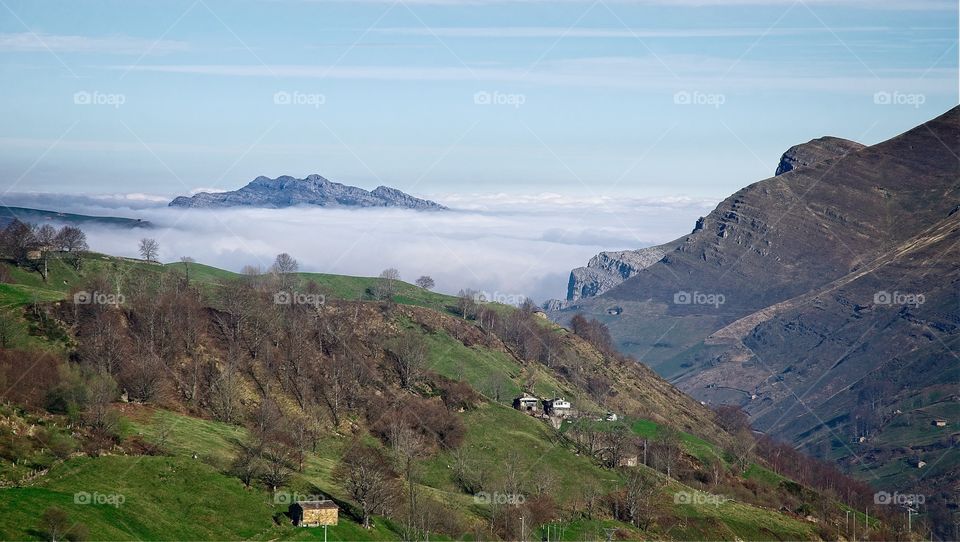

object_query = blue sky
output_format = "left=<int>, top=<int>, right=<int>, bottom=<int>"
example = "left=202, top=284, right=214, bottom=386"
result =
left=0, top=0, right=956, bottom=202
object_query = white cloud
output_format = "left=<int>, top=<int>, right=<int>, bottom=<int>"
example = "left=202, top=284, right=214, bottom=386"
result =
left=189, top=187, right=229, bottom=195
left=374, top=25, right=891, bottom=39
left=6, top=193, right=713, bottom=302
left=0, top=32, right=188, bottom=55
left=106, top=58, right=957, bottom=94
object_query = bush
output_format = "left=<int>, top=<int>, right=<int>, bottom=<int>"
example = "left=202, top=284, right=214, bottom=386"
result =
left=370, top=395, right=466, bottom=451
left=0, top=350, right=63, bottom=409
left=431, top=375, right=481, bottom=411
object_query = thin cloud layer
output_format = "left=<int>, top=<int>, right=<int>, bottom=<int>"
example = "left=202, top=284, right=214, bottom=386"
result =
left=5, top=192, right=715, bottom=302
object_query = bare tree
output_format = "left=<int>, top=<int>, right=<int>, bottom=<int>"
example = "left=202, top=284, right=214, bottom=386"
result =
left=651, top=428, right=682, bottom=478
left=57, top=226, right=89, bottom=271
left=261, top=444, right=294, bottom=492
left=414, top=275, right=435, bottom=290
left=387, top=330, right=427, bottom=389
left=373, top=268, right=401, bottom=300
left=32, top=224, right=57, bottom=281
left=0, top=220, right=37, bottom=265
left=456, top=289, right=478, bottom=319
left=85, top=371, right=119, bottom=436
left=335, top=444, right=400, bottom=529
left=272, top=253, right=299, bottom=289
left=138, top=238, right=159, bottom=262
left=180, top=256, right=195, bottom=283
left=39, top=506, right=73, bottom=542
left=389, top=423, right=426, bottom=539
left=617, top=470, right=661, bottom=530
left=55, top=226, right=88, bottom=252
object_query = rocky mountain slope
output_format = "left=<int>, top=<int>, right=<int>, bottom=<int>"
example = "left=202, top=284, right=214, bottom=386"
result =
left=565, top=246, right=671, bottom=302
left=548, top=106, right=960, bottom=536
left=169, top=174, right=446, bottom=210
left=774, top=136, right=865, bottom=176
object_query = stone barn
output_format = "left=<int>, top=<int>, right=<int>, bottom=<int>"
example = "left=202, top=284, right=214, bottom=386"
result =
left=290, top=500, right=338, bottom=527
left=513, top=394, right=541, bottom=413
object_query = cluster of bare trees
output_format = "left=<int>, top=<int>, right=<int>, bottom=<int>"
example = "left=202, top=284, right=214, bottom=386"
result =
left=453, top=294, right=619, bottom=407
left=566, top=421, right=684, bottom=477
left=0, top=220, right=89, bottom=277
left=754, top=434, right=875, bottom=508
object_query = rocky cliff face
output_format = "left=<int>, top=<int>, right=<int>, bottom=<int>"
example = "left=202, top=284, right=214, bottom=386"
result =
left=169, top=174, right=446, bottom=210
left=774, top=136, right=865, bottom=176
left=566, top=246, right=667, bottom=301
left=547, top=107, right=960, bottom=520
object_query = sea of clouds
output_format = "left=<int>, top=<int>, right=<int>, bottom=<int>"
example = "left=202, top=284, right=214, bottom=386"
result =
left=2, top=192, right=718, bottom=303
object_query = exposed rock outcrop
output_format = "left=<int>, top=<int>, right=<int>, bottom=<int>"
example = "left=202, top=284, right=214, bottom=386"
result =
left=566, top=247, right=666, bottom=301
left=774, top=136, right=865, bottom=176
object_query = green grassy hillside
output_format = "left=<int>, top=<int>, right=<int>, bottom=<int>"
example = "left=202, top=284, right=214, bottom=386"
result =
left=0, top=252, right=891, bottom=541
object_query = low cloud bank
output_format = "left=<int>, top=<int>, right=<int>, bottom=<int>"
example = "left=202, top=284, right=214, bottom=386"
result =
left=3, top=192, right=717, bottom=302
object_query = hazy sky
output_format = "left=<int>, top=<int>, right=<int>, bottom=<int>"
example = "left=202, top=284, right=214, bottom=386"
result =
left=0, top=0, right=956, bottom=202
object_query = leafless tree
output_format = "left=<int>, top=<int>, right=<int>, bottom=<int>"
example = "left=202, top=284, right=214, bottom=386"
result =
left=210, top=359, right=243, bottom=423
left=85, top=371, right=119, bottom=436
left=272, top=253, right=299, bottom=289
left=415, top=275, right=435, bottom=290
left=261, top=443, right=294, bottom=492
left=138, top=238, right=159, bottom=262
left=314, top=354, right=356, bottom=428
left=231, top=445, right=263, bottom=488
left=389, top=422, right=426, bottom=538
left=730, top=432, right=753, bottom=473
left=617, top=470, right=661, bottom=529
left=387, top=330, right=427, bottom=389
left=651, top=428, right=682, bottom=478
left=580, top=480, right=603, bottom=520
left=456, top=289, right=478, bottom=319
left=35, top=224, right=56, bottom=247
left=372, top=268, right=401, bottom=300
left=179, top=256, right=195, bottom=283
left=55, top=226, right=88, bottom=252
left=336, top=444, right=400, bottom=529
left=0, top=220, right=36, bottom=265
left=40, top=506, right=75, bottom=542
left=27, top=224, right=55, bottom=280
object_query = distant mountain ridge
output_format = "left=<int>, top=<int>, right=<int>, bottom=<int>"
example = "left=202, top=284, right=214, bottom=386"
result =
left=169, top=174, right=446, bottom=210
left=0, top=206, right=151, bottom=229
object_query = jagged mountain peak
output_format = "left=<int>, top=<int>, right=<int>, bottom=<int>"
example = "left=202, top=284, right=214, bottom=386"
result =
left=169, top=174, right=447, bottom=210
